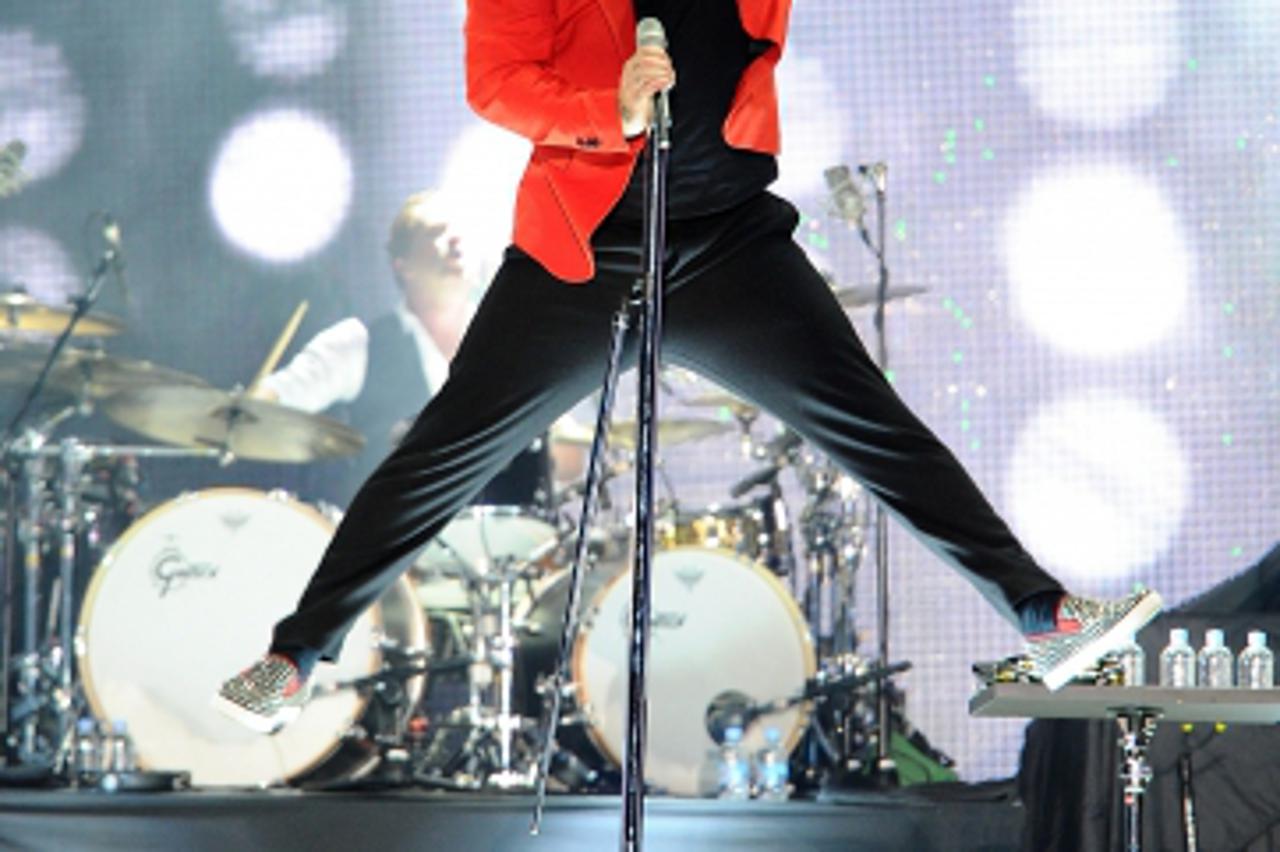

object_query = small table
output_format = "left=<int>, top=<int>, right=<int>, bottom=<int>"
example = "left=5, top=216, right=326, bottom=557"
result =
left=970, top=684, right=1280, bottom=852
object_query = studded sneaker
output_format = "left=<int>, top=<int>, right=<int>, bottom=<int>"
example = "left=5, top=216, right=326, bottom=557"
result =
left=1025, top=589, right=1163, bottom=691
left=212, top=654, right=312, bottom=734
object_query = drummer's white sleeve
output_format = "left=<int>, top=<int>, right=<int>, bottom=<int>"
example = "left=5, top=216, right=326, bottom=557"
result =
left=259, top=317, right=370, bottom=414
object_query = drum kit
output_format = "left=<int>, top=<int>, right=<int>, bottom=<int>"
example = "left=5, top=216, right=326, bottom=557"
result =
left=0, top=285, right=935, bottom=796
left=0, top=158, right=940, bottom=796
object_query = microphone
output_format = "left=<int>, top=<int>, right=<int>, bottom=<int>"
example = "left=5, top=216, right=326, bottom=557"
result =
left=102, top=214, right=122, bottom=251
left=859, top=162, right=888, bottom=195
left=635, top=18, right=671, bottom=136
left=823, top=165, right=865, bottom=229
left=99, top=212, right=129, bottom=302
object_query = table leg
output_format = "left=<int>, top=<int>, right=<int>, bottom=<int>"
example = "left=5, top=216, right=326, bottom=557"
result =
left=1115, top=711, right=1160, bottom=852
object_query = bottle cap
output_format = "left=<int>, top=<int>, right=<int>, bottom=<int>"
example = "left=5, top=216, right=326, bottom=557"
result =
left=1247, top=630, right=1268, bottom=648
left=1170, top=627, right=1189, bottom=644
left=724, top=725, right=743, bottom=745
left=1206, top=629, right=1225, bottom=648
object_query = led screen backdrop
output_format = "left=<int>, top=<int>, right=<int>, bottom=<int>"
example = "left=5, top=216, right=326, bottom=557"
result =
left=0, top=1, right=1276, bottom=780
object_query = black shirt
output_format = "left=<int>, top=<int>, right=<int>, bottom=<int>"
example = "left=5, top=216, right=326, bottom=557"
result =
left=602, top=0, right=778, bottom=224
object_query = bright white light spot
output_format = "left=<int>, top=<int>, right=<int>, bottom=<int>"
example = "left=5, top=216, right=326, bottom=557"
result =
left=775, top=53, right=849, bottom=199
left=209, top=109, right=353, bottom=263
left=0, top=29, right=86, bottom=183
left=1003, top=164, right=1190, bottom=357
left=1006, top=391, right=1188, bottom=581
left=1014, top=0, right=1183, bottom=129
left=437, top=121, right=530, bottom=285
left=0, top=226, right=80, bottom=306
left=222, top=0, right=348, bottom=81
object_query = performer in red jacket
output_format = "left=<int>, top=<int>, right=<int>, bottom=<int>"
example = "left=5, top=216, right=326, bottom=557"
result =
left=217, top=0, right=1161, bottom=732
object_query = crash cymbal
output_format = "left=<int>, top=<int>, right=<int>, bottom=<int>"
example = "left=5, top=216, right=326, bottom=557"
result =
left=682, top=392, right=759, bottom=416
left=0, top=291, right=124, bottom=337
left=551, top=418, right=734, bottom=449
left=608, top=418, right=734, bottom=449
left=832, top=284, right=929, bottom=310
left=0, top=340, right=206, bottom=400
left=102, top=385, right=365, bottom=463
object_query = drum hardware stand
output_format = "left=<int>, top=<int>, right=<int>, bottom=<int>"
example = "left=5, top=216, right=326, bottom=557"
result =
left=2, top=225, right=124, bottom=768
left=304, top=652, right=431, bottom=790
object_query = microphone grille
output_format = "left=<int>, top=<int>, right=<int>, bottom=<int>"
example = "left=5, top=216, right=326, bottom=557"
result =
left=636, top=17, right=667, bottom=49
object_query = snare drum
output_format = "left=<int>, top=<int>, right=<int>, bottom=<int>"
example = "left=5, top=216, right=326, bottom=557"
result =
left=413, top=505, right=561, bottom=610
left=76, top=488, right=428, bottom=788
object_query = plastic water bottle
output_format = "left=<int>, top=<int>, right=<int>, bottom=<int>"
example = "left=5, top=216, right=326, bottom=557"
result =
left=1115, top=634, right=1146, bottom=686
left=74, top=718, right=100, bottom=783
left=754, top=727, right=791, bottom=801
left=1159, top=628, right=1196, bottom=687
left=1197, top=629, right=1234, bottom=688
left=109, top=720, right=135, bottom=773
left=717, top=725, right=751, bottom=800
left=1238, top=630, right=1275, bottom=689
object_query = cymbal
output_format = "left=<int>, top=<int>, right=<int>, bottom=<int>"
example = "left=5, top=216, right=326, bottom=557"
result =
left=102, top=385, right=365, bottom=463
left=0, top=341, right=207, bottom=400
left=682, top=392, right=759, bottom=416
left=551, top=417, right=735, bottom=449
left=608, top=418, right=734, bottom=449
left=0, top=291, right=124, bottom=337
left=833, top=284, right=929, bottom=310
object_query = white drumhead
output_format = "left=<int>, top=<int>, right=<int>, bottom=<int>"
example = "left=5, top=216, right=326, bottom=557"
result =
left=77, top=488, right=391, bottom=787
left=573, top=547, right=814, bottom=796
left=414, top=506, right=558, bottom=580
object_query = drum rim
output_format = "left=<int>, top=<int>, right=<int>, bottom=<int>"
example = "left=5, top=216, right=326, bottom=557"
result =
left=73, top=486, right=412, bottom=783
left=568, top=545, right=816, bottom=779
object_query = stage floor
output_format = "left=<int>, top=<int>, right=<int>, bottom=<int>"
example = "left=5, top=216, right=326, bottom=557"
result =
left=0, top=783, right=1023, bottom=851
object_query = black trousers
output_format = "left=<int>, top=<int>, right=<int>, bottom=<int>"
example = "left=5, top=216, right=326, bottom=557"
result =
left=271, top=193, right=1063, bottom=662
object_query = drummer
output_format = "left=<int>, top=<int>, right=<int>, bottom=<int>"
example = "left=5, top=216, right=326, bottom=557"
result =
left=254, top=192, right=586, bottom=502
left=252, top=191, right=474, bottom=500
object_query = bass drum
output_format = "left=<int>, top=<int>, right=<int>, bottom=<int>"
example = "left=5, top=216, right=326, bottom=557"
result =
left=76, top=488, right=428, bottom=788
left=519, top=547, right=814, bottom=796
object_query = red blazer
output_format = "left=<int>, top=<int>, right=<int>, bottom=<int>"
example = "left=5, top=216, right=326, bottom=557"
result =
left=465, top=0, right=793, bottom=283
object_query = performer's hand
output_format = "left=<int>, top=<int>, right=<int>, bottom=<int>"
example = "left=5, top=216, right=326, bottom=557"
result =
left=618, top=45, right=675, bottom=138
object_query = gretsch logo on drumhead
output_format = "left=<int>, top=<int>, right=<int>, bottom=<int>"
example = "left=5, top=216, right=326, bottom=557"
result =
left=151, top=543, right=219, bottom=598
left=618, top=607, right=686, bottom=633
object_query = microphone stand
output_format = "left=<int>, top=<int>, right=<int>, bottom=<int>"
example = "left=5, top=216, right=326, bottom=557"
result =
left=622, top=89, right=669, bottom=852
left=528, top=98, right=670, bottom=852
left=866, top=172, right=895, bottom=777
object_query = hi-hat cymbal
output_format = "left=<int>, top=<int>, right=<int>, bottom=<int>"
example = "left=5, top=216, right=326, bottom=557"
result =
left=832, top=284, right=929, bottom=310
left=551, top=417, right=734, bottom=449
left=102, top=385, right=365, bottom=463
left=0, top=341, right=206, bottom=400
left=0, top=291, right=124, bottom=337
